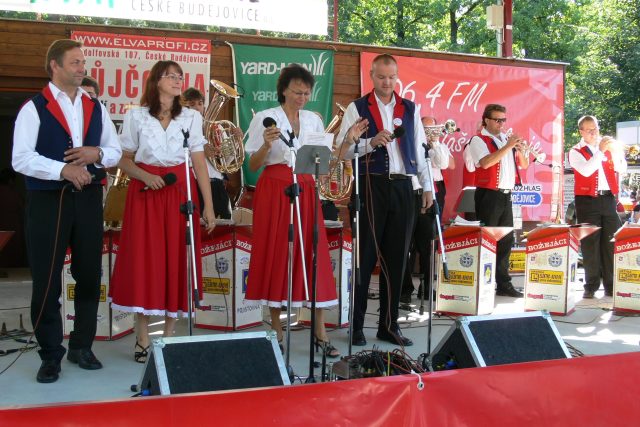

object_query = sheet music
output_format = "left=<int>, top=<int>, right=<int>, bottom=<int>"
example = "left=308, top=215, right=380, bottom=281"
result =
left=302, top=131, right=333, bottom=149
left=453, top=215, right=481, bottom=226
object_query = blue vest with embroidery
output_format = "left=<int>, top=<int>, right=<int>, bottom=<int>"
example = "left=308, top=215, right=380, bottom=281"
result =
left=353, top=95, right=417, bottom=175
left=26, top=94, right=103, bottom=190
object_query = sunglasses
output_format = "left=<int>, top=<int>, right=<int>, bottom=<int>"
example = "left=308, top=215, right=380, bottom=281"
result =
left=487, top=117, right=507, bottom=124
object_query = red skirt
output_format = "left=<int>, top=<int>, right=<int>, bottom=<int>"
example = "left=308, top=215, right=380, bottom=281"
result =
left=109, top=163, right=202, bottom=317
left=245, top=164, right=337, bottom=308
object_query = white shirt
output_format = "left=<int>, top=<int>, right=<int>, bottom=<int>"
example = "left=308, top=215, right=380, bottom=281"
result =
left=469, top=128, right=517, bottom=190
left=12, top=82, right=121, bottom=181
left=245, top=106, right=324, bottom=167
left=568, top=139, right=627, bottom=190
left=428, top=139, right=452, bottom=181
left=462, top=142, right=476, bottom=175
left=120, top=107, right=205, bottom=166
left=336, top=94, right=432, bottom=192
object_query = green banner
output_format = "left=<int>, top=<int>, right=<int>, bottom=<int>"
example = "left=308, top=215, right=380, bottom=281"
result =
left=232, top=44, right=334, bottom=186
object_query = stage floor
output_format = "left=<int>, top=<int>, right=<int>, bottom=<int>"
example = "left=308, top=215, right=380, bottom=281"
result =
left=1, top=268, right=639, bottom=408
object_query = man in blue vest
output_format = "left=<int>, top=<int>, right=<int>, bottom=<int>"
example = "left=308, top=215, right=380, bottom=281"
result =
left=337, top=54, right=433, bottom=347
left=12, top=39, right=121, bottom=383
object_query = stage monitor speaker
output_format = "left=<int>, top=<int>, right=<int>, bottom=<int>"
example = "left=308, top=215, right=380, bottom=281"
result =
left=428, top=311, right=571, bottom=371
left=138, top=331, right=290, bottom=395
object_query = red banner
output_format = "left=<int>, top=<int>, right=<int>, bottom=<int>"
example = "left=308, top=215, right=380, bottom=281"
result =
left=360, top=52, right=565, bottom=222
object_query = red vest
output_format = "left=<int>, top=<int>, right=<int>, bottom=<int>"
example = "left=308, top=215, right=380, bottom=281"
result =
left=572, top=144, right=619, bottom=196
left=474, top=134, right=521, bottom=190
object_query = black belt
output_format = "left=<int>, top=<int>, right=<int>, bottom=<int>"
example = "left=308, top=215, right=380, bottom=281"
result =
left=368, top=173, right=411, bottom=180
left=596, top=190, right=613, bottom=196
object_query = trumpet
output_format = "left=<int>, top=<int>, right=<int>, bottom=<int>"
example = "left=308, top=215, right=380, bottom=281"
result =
left=521, top=141, right=546, bottom=164
left=423, top=119, right=458, bottom=141
left=598, top=135, right=624, bottom=153
left=506, top=129, right=546, bottom=163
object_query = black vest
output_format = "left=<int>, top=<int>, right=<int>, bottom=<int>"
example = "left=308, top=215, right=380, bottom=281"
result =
left=353, top=93, right=417, bottom=175
left=26, top=89, right=103, bottom=190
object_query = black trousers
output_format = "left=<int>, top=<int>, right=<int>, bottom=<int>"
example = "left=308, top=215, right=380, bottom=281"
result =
left=575, top=194, right=620, bottom=294
left=351, top=175, right=414, bottom=333
left=198, top=178, right=231, bottom=219
left=435, top=180, right=446, bottom=214
left=400, top=194, right=435, bottom=298
left=25, top=186, right=103, bottom=362
left=474, top=188, right=514, bottom=290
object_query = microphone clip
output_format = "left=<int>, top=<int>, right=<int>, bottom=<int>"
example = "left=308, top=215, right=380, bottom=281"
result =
left=181, top=129, right=190, bottom=148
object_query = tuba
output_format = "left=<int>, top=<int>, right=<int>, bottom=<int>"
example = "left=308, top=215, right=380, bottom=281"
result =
left=202, top=80, right=244, bottom=174
left=319, top=103, right=353, bottom=201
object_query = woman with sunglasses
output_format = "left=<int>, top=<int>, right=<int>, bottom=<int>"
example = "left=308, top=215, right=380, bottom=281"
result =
left=109, top=60, right=215, bottom=363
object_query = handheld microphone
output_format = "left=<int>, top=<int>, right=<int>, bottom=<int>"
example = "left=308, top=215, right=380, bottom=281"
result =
left=91, top=169, right=107, bottom=182
left=141, top=172, right=177, bottom=192
left=262, top=117, right=293, bottom=147
left=65, top=168, right=107, bottom=191
left=390, top=126, right=405, bottom=140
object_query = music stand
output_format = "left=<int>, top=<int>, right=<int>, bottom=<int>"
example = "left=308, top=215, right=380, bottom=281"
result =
left=454, top=187, right=476, bottom=216
left=295, top=144, right=331, bottom=382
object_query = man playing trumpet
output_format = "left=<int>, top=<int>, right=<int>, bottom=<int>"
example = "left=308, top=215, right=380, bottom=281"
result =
left=569, top=115, right=627, bottom=299
left=468, top=103, right=529, bottom=298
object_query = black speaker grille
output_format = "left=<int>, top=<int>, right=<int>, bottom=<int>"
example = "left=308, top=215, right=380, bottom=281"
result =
left=468, top=316, right=567, bottom=366
left=158, top=338, right=284, bottom=394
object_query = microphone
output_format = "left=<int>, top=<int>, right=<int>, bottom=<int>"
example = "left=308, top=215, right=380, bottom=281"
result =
left=262, top=117, right=293, bottom=147
left=140, top=172, right=177, bottom=192
left=65, top=168, right=107, bottom=191
left=91, top=168, right=107, bottom=182
left=390, top=126, right=405, bottom=140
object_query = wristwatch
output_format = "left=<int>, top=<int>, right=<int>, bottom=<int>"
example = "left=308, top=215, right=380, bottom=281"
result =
left=97, top=147, right=104, bottom=164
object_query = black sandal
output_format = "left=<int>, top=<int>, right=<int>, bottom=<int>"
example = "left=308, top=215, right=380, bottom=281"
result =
left=134, top=341, right=149, bottom=364
left=314, top=337, right=340, bottom=358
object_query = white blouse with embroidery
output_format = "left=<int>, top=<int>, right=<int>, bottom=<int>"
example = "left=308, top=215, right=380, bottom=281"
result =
left=119, top=106, right=206, bottom=166
left=245, top=106, right=323, bottom=167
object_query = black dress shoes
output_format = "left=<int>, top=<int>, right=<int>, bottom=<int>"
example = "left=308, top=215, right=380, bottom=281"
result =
left=351, top=329, right=367, bottom=346
left=376, top=328, right=413, bottom=346
left=67, top=348, right=103, bottom=370
left=36, top=359, right=61, bottom=383
left=583, top=290, right=595, bottom=299
left=496, top=285, right=524, bottom=298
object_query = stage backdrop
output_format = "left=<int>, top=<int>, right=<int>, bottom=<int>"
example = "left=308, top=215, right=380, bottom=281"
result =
left=232, top=44, right=334, bottom=186
left=71, top=31, right=211, bottom=125
left=360, top=52, right=565, bottom=222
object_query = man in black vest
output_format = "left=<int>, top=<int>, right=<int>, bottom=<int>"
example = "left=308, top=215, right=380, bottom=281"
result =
left=12, top=39, right=121, bottom=383
left=337, top=54, right=433, bottom=347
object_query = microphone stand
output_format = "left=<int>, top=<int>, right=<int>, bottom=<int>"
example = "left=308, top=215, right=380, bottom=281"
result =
left=348, top=139, right=361, bottom=357
left=283, top=131, right=309, bottom=378
left=180, top=129, right=200, bottom=336
left=294, top=144, right=330, bottom=383
left=421, top=143, right=448, bottom=357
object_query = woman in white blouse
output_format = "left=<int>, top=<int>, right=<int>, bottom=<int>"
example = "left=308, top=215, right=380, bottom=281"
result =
left=109, top=61, right=215, bottom=363
left=245, top=64, right=340, bottom=358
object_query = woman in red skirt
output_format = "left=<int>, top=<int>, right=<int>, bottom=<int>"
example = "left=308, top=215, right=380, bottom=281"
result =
left=245, top=64, right=342, bottom=357
left=109, top=61, right=215, bottom=363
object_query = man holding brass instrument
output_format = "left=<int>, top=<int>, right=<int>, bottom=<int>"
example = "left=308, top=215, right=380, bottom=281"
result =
left=569, top=115, right=627, bottom=299
left=468, top=103, right=529, bottom=298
